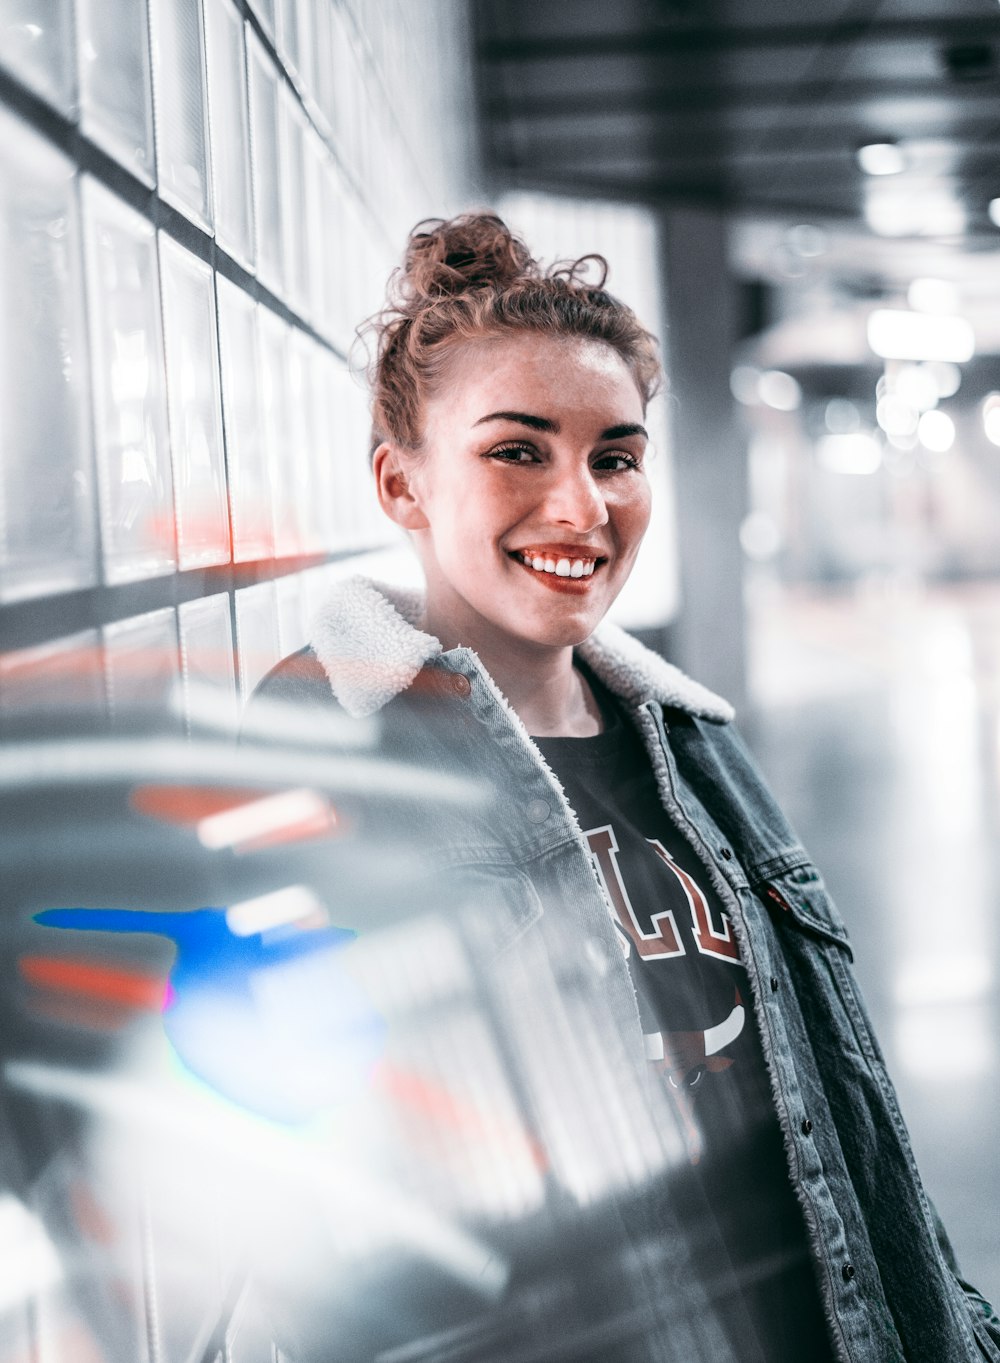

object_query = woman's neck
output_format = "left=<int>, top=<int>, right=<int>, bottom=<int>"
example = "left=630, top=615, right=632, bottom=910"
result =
left=425, top=607, right=602, bottom=737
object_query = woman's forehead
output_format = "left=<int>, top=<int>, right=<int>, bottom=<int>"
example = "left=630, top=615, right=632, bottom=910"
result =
left=431, top=333, right=643, bottom=415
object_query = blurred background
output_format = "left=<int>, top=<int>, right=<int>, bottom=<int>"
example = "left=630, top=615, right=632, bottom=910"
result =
left=1, top=0, right=999, bottom=1357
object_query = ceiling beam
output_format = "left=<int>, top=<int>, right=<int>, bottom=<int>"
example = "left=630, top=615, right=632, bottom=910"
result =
left=477, top=16, right=1000, bottom=62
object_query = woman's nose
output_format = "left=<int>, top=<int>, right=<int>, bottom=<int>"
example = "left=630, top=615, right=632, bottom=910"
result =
left=542, top=466, right=608, bottom=532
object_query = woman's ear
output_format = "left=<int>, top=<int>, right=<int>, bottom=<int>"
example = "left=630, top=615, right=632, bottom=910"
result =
left=372, top=443, right=429, bottom=530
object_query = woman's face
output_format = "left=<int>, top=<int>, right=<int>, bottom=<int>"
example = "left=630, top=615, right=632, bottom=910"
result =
left=381, top=332, right=652, bottom=657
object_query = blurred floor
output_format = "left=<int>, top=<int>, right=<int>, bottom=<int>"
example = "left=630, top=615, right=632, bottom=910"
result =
left=744, top=573, right=1000, bottom=1304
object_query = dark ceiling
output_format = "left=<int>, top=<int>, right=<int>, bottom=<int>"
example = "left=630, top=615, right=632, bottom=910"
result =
left=473, top=0, right=1000, bottom=240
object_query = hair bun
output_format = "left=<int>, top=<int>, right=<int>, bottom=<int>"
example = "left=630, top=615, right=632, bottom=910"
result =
left=399, top=213, right=537, bottom=300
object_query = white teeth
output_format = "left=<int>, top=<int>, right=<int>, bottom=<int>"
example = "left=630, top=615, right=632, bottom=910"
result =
left=517, top=552, right=599, bottom=578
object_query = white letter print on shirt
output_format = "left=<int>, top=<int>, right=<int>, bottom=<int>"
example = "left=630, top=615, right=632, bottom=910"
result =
left=585, top=825, right=739, bottom=963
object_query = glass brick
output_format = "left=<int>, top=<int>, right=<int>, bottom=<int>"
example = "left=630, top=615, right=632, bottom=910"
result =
left=0, top=0, right=76, bottom=113
left=178, top=591, right=237, bottom=735
left=234, top=580, right=280, bottom=700
left=0, top=630, right=105, bottom=737
left=76, top=0, right=156, bottom=185
left=216, top=274, right=271, bottom=562
left=149, top=0, right=213, bottom=229
left=247, top=29, right=284, bottom=299
left=81, top=176, right=176, bottom=585
left=309, top=346, right=339, bottom=552
left=275, top=571, right=305, bottom=657
left=246, top=0, right=274, bottom=42
left=257, top=307, right=298, bottom=557
left=103, top=607, right=182, bottom=733
left=203, top=0, right=254, bottom=268
left=158, top=234, right=231, bottom=569
left=285, top=329, right=321, bottom=552
left=0, top=110, right=96, bottom=604
left=278, top=85, right=309, bottom=320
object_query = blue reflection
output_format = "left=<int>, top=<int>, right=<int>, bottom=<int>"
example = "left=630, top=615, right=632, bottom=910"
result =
left=34, top=906, right=383, bottom=1123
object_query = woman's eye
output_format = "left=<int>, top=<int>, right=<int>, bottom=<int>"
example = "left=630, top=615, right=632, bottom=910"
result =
left=594, top=451, right=641, bottom=472
left=488, top=443, right=537, bottom=463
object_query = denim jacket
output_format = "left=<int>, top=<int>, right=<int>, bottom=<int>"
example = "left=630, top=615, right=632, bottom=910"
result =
left=250, top=576, right=1000, bottom=1363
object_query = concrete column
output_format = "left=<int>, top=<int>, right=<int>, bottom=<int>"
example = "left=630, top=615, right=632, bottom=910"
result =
left=658, top=206, right=748, bottom=714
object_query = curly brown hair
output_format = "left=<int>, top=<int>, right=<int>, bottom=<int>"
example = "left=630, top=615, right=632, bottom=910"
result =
left=362, top=212, right=662, bottom=454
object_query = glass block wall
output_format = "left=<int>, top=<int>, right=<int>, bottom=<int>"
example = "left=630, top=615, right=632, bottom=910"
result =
left=0, top=0, right=472, bottom=735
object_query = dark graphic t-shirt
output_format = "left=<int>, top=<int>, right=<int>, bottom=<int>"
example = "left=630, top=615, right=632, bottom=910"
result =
left=534, top=686, right=836, bottom=1363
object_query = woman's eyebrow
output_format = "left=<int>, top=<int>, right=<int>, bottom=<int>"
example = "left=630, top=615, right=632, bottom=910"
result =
left=473, top=410, right=559, bottom=432
left=601, top=422, right=648, bottom=440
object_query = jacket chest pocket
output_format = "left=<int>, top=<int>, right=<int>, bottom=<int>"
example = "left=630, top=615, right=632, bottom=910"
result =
left=750, top=854, right=889, bottom=1068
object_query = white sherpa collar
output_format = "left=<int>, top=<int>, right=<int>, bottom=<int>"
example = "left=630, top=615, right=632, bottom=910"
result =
left=308, top=576, right=733, bottom=724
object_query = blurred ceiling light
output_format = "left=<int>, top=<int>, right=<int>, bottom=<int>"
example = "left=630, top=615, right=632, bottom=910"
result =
left=988, top=197, right=1000, bottom=228
left=876, top=395, right=918, bottom=437
left=906, top=277, right=959, bottom=314
left=982, top=393, right=1000, bottom=446
left=856, top=141, right=905, bottom=175
left=729, top=364, right=761, bottom=405
left=917, top=409, right=955, bottom=452
left=758, top=369, right=801, bottom=411
left=816, top=432, right=882, bottom=475
left=738, top=511, right=782, bottom=561
left=824, top=398, right=861, bottom=434
left=924, top=360, right=961, bottom=399
left=865, top=191, right=965, bottom=238
left=226, top=886, right=329, bottom=937
left=785, top=223, right=828, bottom=257
left=895, top=363, right=939, bottom=412
left=867, top=309, right=975, bottom=362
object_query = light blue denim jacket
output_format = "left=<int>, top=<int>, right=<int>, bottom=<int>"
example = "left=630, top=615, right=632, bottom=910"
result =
left=250, top=576, right=1000, bottom=1363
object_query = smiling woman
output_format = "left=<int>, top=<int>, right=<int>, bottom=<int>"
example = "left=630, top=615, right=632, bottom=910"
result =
left=244, top=214, right=1000, bottom=1363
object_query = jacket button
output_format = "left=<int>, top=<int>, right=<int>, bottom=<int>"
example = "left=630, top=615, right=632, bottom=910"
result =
left=449, top=674, right=471, bottom=697
left=801, top=1118, right=813, bottom=1135
left=770, top=976, right=779, bottom=992
left=842, top=1263, right=855, bottom=1282
left=526, top=798, right=550, bottom=823
left=720, top=846, right=733, bottom=861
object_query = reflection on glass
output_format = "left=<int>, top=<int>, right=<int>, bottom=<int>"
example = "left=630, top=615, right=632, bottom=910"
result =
left=257, top=307, right=296, bottom=557
left=278, top=86, right=309, bottom=320
left=0, top=0, right=76, bottom=113
left=76, top=0, right=155, bottom=184
left=234, top=580, right=280, bottom=699
left=216, top=274, right=271, bottom=562
left=247, top=30, right=284, bottom=299
left=0, top=630, right=104, bottom=736
left=203, top=0, right=253, bottom=268
left=148, top=0, right=213, bottom=229
left=81, top=176, right=176, bottom=585
left=103, top=607, right=182, bottom=733
left=158, top=235, right=230, bottom=570
left=0, top=110, right=96, bottom=604
left=179, top=592, right=238, bottom=738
